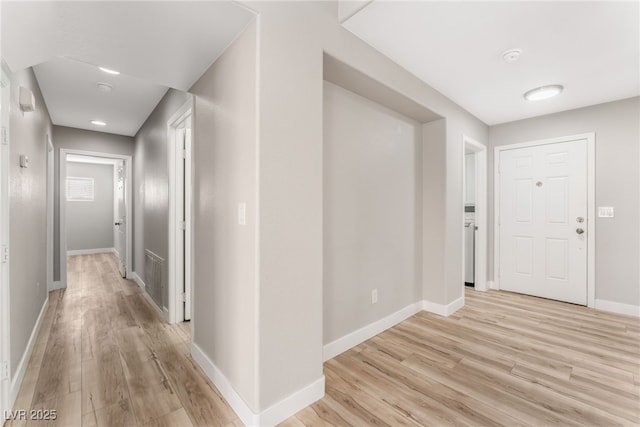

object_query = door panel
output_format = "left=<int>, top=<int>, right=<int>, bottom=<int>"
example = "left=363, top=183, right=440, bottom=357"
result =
left=499, top=139, right=587, bottom=304
left=116, top=161, right=126, bottom=277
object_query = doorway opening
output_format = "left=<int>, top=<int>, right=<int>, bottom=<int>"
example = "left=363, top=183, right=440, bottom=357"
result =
left=463, top=136, right=487, bottom=292
left=59, top=149, right=133, bottom=288
left=167, top=100, right=193, bottom=324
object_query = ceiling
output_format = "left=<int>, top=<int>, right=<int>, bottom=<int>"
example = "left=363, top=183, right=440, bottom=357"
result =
left=342, top=1, right=640, bottom=125
left=1, top=1, right=255, bottom=136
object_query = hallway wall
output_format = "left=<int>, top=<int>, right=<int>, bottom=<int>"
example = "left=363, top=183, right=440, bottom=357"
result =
left=66, top=162, right=114, bottom=252
left=189, top=18, right=259, bottom=412
left=52, top=126, right=134, bottom=280
left=133, top=88, right=191, bottom=310
left=7, top=67, right=51, bottom=378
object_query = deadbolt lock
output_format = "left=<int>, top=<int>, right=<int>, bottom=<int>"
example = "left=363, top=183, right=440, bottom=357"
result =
left=576, top=217, right=584, bottom=223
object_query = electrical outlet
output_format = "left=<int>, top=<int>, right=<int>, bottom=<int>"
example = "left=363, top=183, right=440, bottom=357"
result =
left=371, top=289, right=378, bottom=304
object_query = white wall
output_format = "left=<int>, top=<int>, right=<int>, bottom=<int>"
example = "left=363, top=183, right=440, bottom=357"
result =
left=66, top=162, right=114, bottom=251
left=133, top=88, right=190, bottom=309
left=489, top=97, right=640, bottom=306
left=7, top=67, right=51, bottom=377
left=323, top=81, right=422, bottom=344
left=189, top=19, right=259, bottom=412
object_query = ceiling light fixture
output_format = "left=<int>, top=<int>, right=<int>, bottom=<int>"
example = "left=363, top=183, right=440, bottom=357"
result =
left=96, top=82, right=113, bottom=93
left=502, top=48, right=522, bottom=63
left=523, top=85, right=564, bottom=101
left=90, top=120, right=107, bottom=126
left=98, top=66, right=120, bottom=75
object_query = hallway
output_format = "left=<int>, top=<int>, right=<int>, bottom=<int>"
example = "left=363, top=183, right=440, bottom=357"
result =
left=7, top=254, right=239, bottom=427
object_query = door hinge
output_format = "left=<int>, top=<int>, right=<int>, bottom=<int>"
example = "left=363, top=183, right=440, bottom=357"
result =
left=1, top=245, right=8, bottom=263
left=1, top=126, right=8, bottom=145
left=182, top=148, right=186, bottom=159
left=179, top=221, right=186, bottom=230
left=182, top=292, right=187, bottom=302
left=1, top=361, right=8, bottom=380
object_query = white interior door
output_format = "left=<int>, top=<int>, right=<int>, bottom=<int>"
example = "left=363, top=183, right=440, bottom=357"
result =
left=1, top=68, right=11, bottom=426
left=499, top=139, right=587, bottom=304
left=115, top=161, right=126, bottom=277
left=184, top=126, right=192, bottom=321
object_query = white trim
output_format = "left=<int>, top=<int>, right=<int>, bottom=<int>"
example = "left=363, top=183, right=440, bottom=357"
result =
left=132, top=272, right=146, bottom=289
left=487, top=280, right=498, bottom=290
left=422, top=295, right=465, bottom=317
left=9, top=295, right=48, bottom=409
left=594, top=299, right=640, bottom=317
left=59, top=149, right=133, bottom=288
left=462, top=136, right=488, bottom=293
left=323, top=302, right=422, bottom=362
left=493, top=133, right=596, bottom=307
left=66, top=247, right=115, bottom=256
left=48, top=281, right=63, bottom=292
left=46, top=137, right=54, bottom=291
left=167, top=98, right=194, bottom=324
left=191, top=343, right=324, bottom=427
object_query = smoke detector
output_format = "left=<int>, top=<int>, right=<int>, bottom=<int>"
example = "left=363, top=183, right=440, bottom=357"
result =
left=502, top=48, right=522, bottom=63
left=96, top=82, right=113, bottom=93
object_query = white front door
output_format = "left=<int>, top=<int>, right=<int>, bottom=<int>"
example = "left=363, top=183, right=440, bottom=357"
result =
left=115, top=161, right=126, bottom=277
left=499, top=139, right=588, bottom=304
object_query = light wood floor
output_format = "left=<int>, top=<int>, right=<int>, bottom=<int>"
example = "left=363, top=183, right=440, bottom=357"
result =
left=7, top=254, right=640, bottom=426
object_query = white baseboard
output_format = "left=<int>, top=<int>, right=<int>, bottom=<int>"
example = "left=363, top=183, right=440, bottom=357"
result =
left=132, top=272, right=145, bottom=289
left=48, top=281, right=64, bottom=292
left=323, top=302, right=422, bottom=362
left=10, top=294, right=49, bottom=408
left=422, top=295, right=465, bottom=317
left=66, top=247, right=115, bottom=256
left=595, top=299, right=640, bottom=317
left=191, top=342, right=325, bottom=427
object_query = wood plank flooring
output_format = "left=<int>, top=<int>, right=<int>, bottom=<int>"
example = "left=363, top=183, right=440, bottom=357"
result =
left=6, top=254, right=239, bottom=427
left=285, top=291, right=640, bottom=427
left=7, top=253, right=640, bottom=426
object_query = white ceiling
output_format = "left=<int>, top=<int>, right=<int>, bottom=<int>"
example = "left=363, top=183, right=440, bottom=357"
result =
left=1, top=1, right=255, bottom=136
left=342, top=1, right=640, bottom=125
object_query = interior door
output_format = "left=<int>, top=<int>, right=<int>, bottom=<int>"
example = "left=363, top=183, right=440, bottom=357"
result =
left=499, top=139, right=587, bottom=304
left=115, top=161, right=126, bottom=277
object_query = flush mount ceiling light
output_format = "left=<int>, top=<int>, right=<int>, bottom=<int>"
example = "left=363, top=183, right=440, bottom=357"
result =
left=502, top=48, right=522, bottom=63
left=98, top=66, right=120, bottom=75
left=90, top=120, right=107, bottom=126
left=524, top=85, right=564, bottom=101
left=96, top=82, right=113, bottom=93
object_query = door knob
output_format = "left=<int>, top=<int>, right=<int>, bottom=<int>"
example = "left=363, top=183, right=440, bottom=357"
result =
left=576, top=228, right=584, bottom=235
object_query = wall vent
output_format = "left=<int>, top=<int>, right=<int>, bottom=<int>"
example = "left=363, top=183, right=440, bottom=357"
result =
left=144, top=249, right=165, bottom=308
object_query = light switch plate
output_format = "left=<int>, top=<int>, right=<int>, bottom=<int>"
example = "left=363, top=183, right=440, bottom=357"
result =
left=238, top=203, right=246, bottom=225
left=598, top=206, right=614, bottom=218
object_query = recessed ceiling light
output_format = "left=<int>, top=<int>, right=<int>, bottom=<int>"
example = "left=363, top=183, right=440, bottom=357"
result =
left=90, top=120, right=107, bottom=126
left=524, top=85, right=564, bottom=101
left=98, top=66, right=120, bottom=75
left=96, top=82, right=113, bottom=93
left=502, top=48, right=522, bottom=63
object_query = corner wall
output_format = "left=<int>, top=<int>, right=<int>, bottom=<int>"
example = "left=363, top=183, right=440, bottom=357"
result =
left=189, top=18, right=259, bottom=412
left=489, top=97, right=640, bottom=307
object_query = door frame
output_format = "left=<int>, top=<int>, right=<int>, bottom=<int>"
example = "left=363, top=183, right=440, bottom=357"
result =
left=46, top=137, right=55, bottom=291
left=462, top=136, right=488, bottom=292
left=167, top=99, right=194, bottom=324
left=1, top=65, right=12, bottom=421
left=59, top=149, right=133, bottom=287
left=493, top=133, right=595, bottom=307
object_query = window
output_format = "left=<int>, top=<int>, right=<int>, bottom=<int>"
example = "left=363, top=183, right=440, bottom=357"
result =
left=67, top=177, right=94, bottom=201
